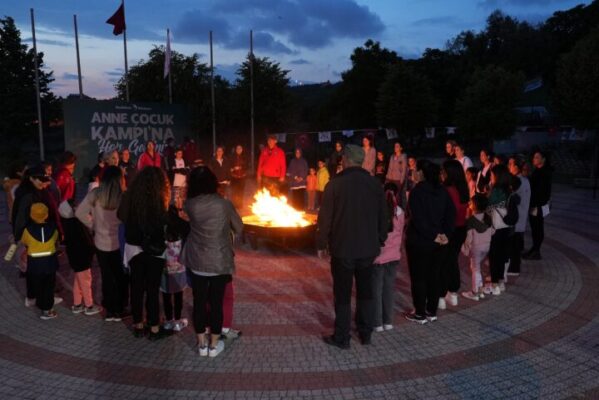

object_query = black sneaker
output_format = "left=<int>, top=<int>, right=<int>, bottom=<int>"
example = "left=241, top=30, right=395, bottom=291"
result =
left=323, top=335, right=350, bottom=350
left=404, top=312, right=428, bottom=325
left=523, top=251, right=541, bottom=260
left=148, top=328, right=173, bottom=341
left=359, top=334, right=372, bottom=345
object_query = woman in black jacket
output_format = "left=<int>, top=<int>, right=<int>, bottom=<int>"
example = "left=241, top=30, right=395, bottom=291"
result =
left=118, top=166, right=170, bottom=340
left=404, top=160, right=456, bottom=324
left=523, top=151, right=552, bottom=260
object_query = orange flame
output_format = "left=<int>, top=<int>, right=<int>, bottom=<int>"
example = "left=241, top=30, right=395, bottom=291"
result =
left=246, top=188, right=311, bottom=227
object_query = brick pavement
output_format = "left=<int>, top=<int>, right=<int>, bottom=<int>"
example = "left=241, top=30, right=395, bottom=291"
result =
left=0, top=184, right=598, bottom=399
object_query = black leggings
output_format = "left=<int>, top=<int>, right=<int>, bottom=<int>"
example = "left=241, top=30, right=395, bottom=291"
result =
left=129, top=252, right=165, bottom=326
left=489, top=228, right=510, bottom=283
left=96, top=249, right=127, bottom=315
left=190, top=273, right=231, bottom=335
left=162, top=291, right=183, bottom=321
left=440, top=226, right=467, bottom=296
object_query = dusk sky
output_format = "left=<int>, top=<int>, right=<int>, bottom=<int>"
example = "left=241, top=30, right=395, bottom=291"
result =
left=4, top=0, right=591, bottom=99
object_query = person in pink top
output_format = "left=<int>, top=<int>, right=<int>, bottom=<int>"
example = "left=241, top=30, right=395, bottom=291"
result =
left=137, top=140, right=162, bottom=170
left=438, top=160, right=469, bottom=310
left=372, top=183, right=405, bottom=332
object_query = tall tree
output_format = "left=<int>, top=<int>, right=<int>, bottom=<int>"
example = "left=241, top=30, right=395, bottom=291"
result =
left=376, top=63, right=437, bottom=136
left=555, top=28, right=599, bottom=129
left=455, top=65, right=524, bottom=141
left=0, top=16, right=55, bottom=166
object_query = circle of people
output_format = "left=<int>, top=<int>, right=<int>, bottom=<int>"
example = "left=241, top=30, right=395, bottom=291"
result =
left=3, top=134, right=552, bottom=354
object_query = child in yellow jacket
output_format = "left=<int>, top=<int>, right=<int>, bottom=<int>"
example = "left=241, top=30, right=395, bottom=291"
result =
left=316, top=159, right=330, bottom=209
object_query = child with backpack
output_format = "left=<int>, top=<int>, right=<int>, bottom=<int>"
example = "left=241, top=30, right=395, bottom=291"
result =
left=20, top=203, right=60, bottom=319
left=161, top=203, right=190, bottom=331
left=372, top=183, right=405, bottom=332
left=461, top=194, right=494, bottom=301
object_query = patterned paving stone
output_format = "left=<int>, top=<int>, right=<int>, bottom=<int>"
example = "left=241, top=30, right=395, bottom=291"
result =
left=0, top=184, right=598, bottom=399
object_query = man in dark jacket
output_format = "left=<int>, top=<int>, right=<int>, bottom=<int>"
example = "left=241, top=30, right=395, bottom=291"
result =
left=317, top=144, right=388, bottom=349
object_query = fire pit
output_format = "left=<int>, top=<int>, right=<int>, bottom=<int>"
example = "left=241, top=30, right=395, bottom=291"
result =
left=241, top=189, right=318, bottom=250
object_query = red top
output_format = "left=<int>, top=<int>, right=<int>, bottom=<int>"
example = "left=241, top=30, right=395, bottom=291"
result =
left=54, top=167, right=75, bottom=203
left=446, top=186, right=467, bottom=227
left=137, top=151, right=162, bottom=170
left=257, top=145, right=286, bottom=179
left=306, top=175, right=317, bottom=191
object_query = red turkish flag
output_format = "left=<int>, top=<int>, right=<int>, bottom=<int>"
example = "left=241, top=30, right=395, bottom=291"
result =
left=106, top=3, right=126, bottom=35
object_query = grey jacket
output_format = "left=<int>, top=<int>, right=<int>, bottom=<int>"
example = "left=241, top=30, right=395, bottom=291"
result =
left=181, top=194, right=243, bottom=275
left=515, top=175, right=531, bottom=233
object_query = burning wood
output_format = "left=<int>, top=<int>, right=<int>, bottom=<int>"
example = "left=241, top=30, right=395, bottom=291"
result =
left=242, top=188, right=313, bottom=228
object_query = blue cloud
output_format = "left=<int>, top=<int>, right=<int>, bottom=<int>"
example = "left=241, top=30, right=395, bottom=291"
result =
left=411, top=16, right=463, bottom=27
left=23, top=37, right=71, bottom=47
left=478, top=0, right=572, bottom=8
left=290, top=58, right=310, bottom=65
left=62, top=72, right=80, bottom=80
left=105, top=68, right=124, bottom=77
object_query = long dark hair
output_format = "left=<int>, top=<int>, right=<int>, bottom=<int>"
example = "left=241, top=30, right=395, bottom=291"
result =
left=442, top=160, right=469, bottom=203
left=187, top=166, right=218, bottom=198
left=417, top=159, right=440, bottom=187
left=96, top=166, right=123, bottom=210
left=123, top=166, right=169, bottom=227
left=491, top=164, right=511, bottom=195
left=383, top=182, right=399, bottom=232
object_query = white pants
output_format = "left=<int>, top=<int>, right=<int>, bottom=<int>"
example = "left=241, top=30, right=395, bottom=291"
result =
left=469, top=250, right=488, bottom=292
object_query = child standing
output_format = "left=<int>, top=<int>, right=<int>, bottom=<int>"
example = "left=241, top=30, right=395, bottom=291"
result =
left=162, top=204, right=190, bottom=331
left=20, top=203, right=60, bottom=319
left=306, top=167, right=317, bottom=211
left=372, top=183, right=404, bottom=331
left=171, top=148, right=188, bottom=204
left=465, top=167, right=478, bottom=199
left=316, top=159, right=330, bottom=209
left=461, top=194, right=494, bottom=301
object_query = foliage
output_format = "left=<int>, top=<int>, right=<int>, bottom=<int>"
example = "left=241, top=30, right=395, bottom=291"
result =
left=555, top=28, right=599, bottom=129
left=376, top=63, right=437, bottom=136
left=455, top=65, right=524, bottom=141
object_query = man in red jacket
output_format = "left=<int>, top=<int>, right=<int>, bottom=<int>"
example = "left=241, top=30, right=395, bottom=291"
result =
left=256, top=135, right=286, bottom=194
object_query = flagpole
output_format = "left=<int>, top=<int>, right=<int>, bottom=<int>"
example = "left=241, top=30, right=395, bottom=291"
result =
left=30, top=8, right=44, bottom=161
left=250, top=29, right=255, bottom=173
left=167, top=28, right=172, bottom=104
left=122, top=0, right=129, bottom=102
left=73, top=15, right=84, bottom=98
left=210, top=30, right=216, bottom=155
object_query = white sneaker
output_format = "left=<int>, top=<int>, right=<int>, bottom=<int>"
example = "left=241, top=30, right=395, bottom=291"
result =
left=446, top=293, right=458, bottom=306
left=208, top=341, right=225, bottom=358
left=220, top=328, right=241, bottom=340
left=374, top=326, right=384, bottom=333
left=438, top=298, right=446, bottom=310
left=198, top=345, right=208, bottom=357
left=383, top=324, right=393, bottom=331
left=173, top=319, right=188, bottom=332
left=499, top=282, right=506, bottom=292
left=25, top=297, right=35, bottom=307
left=461, top=291, right=479, bottom=301
left=84, top=305, right=101, bottom=316
left=492, top=285, right=501, bottom=296
left=54, top=296, right=63, bottom=305
left=482, top=285, right=493, bottom=295
left=507, top=272, right=520, bottom=276
left=163, top=320, right=175, bottom=330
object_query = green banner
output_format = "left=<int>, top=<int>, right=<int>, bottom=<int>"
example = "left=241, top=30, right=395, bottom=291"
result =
left=63, top=98, right=192, bottom=180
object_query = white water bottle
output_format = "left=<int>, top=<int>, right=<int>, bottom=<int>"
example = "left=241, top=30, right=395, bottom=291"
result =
left=4, top=243, right=17, bottom=262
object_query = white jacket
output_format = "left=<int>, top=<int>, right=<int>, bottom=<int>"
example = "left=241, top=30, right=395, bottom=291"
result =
left=462, top=213, right=494, bottom=257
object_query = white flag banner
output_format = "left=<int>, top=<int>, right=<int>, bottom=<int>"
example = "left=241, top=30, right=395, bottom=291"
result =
left=446, top=126, right=456, bottom=135
left=274, top=133, right=287, bottom=143
left=386, top=128, right=398, bottom=139
left=164, top=30, right=171, bottom=79
left=342, top=130, right=354, bottom=137
left=318, top=131, right=332, bottom=142
left=425, top=127, right=435, bottom=139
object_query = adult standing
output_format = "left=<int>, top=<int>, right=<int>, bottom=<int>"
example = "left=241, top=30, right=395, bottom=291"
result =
left=163, top=138, right=176, bottom=173
left=256, top=135, right=286, bottom=194
left=476, top=149, right=494, bottom=194
left=361, top=136, right=376, bottom=176
left=287, top=148, right=308, bottom=210
left=137, top=140, right=162, bottom=170
left=374, top=151, right=387, bottom=184
left=404, top=160, right=455, bottom=324
left=317, top=144, right=388, bottom=349
left=118, top=167, right=170, bottom=340
left=445, top=140, right=457, bottom=159
left=454, top=144, right=474, bottom=172
left=119, top=149, right=136, bottom=187
left=438, top=160, right=469, bottom=309
left=328, top=140, right=344, bottom=177
left=182, top=137, right=200, bottom=166
left=181, top=167, right=243, bottom=357
left=76, top=166, right=127, bottom=321
left=523, top=151, right=552, bottom=260
left=386, top=141, right=408, bottom=194
left=507, top=155, right=531, bottom=275
left=230, top=145, right=248, bottom=210
left=208, top=146, right=231, bottom=197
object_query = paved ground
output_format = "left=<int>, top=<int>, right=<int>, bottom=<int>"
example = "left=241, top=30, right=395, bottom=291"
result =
left=0, top=184, right=598, bottom=399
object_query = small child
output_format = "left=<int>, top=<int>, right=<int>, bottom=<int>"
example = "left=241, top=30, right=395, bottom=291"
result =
left=306, top=167, right=317, bottom=211
left=406, top=156, right=417, bottom=193
left=461, top=194, right=495, bottom=301
left=372, top=183, right=404, bottom=331
left=20, top=203, right=60, bottom=319
left=316, top=159, right=330, bottom=209
left=465, top=167, right=478, bottom=200
left=171, top=148, right=188, bottom=204
left=161, top=203, right=190, bottom=331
